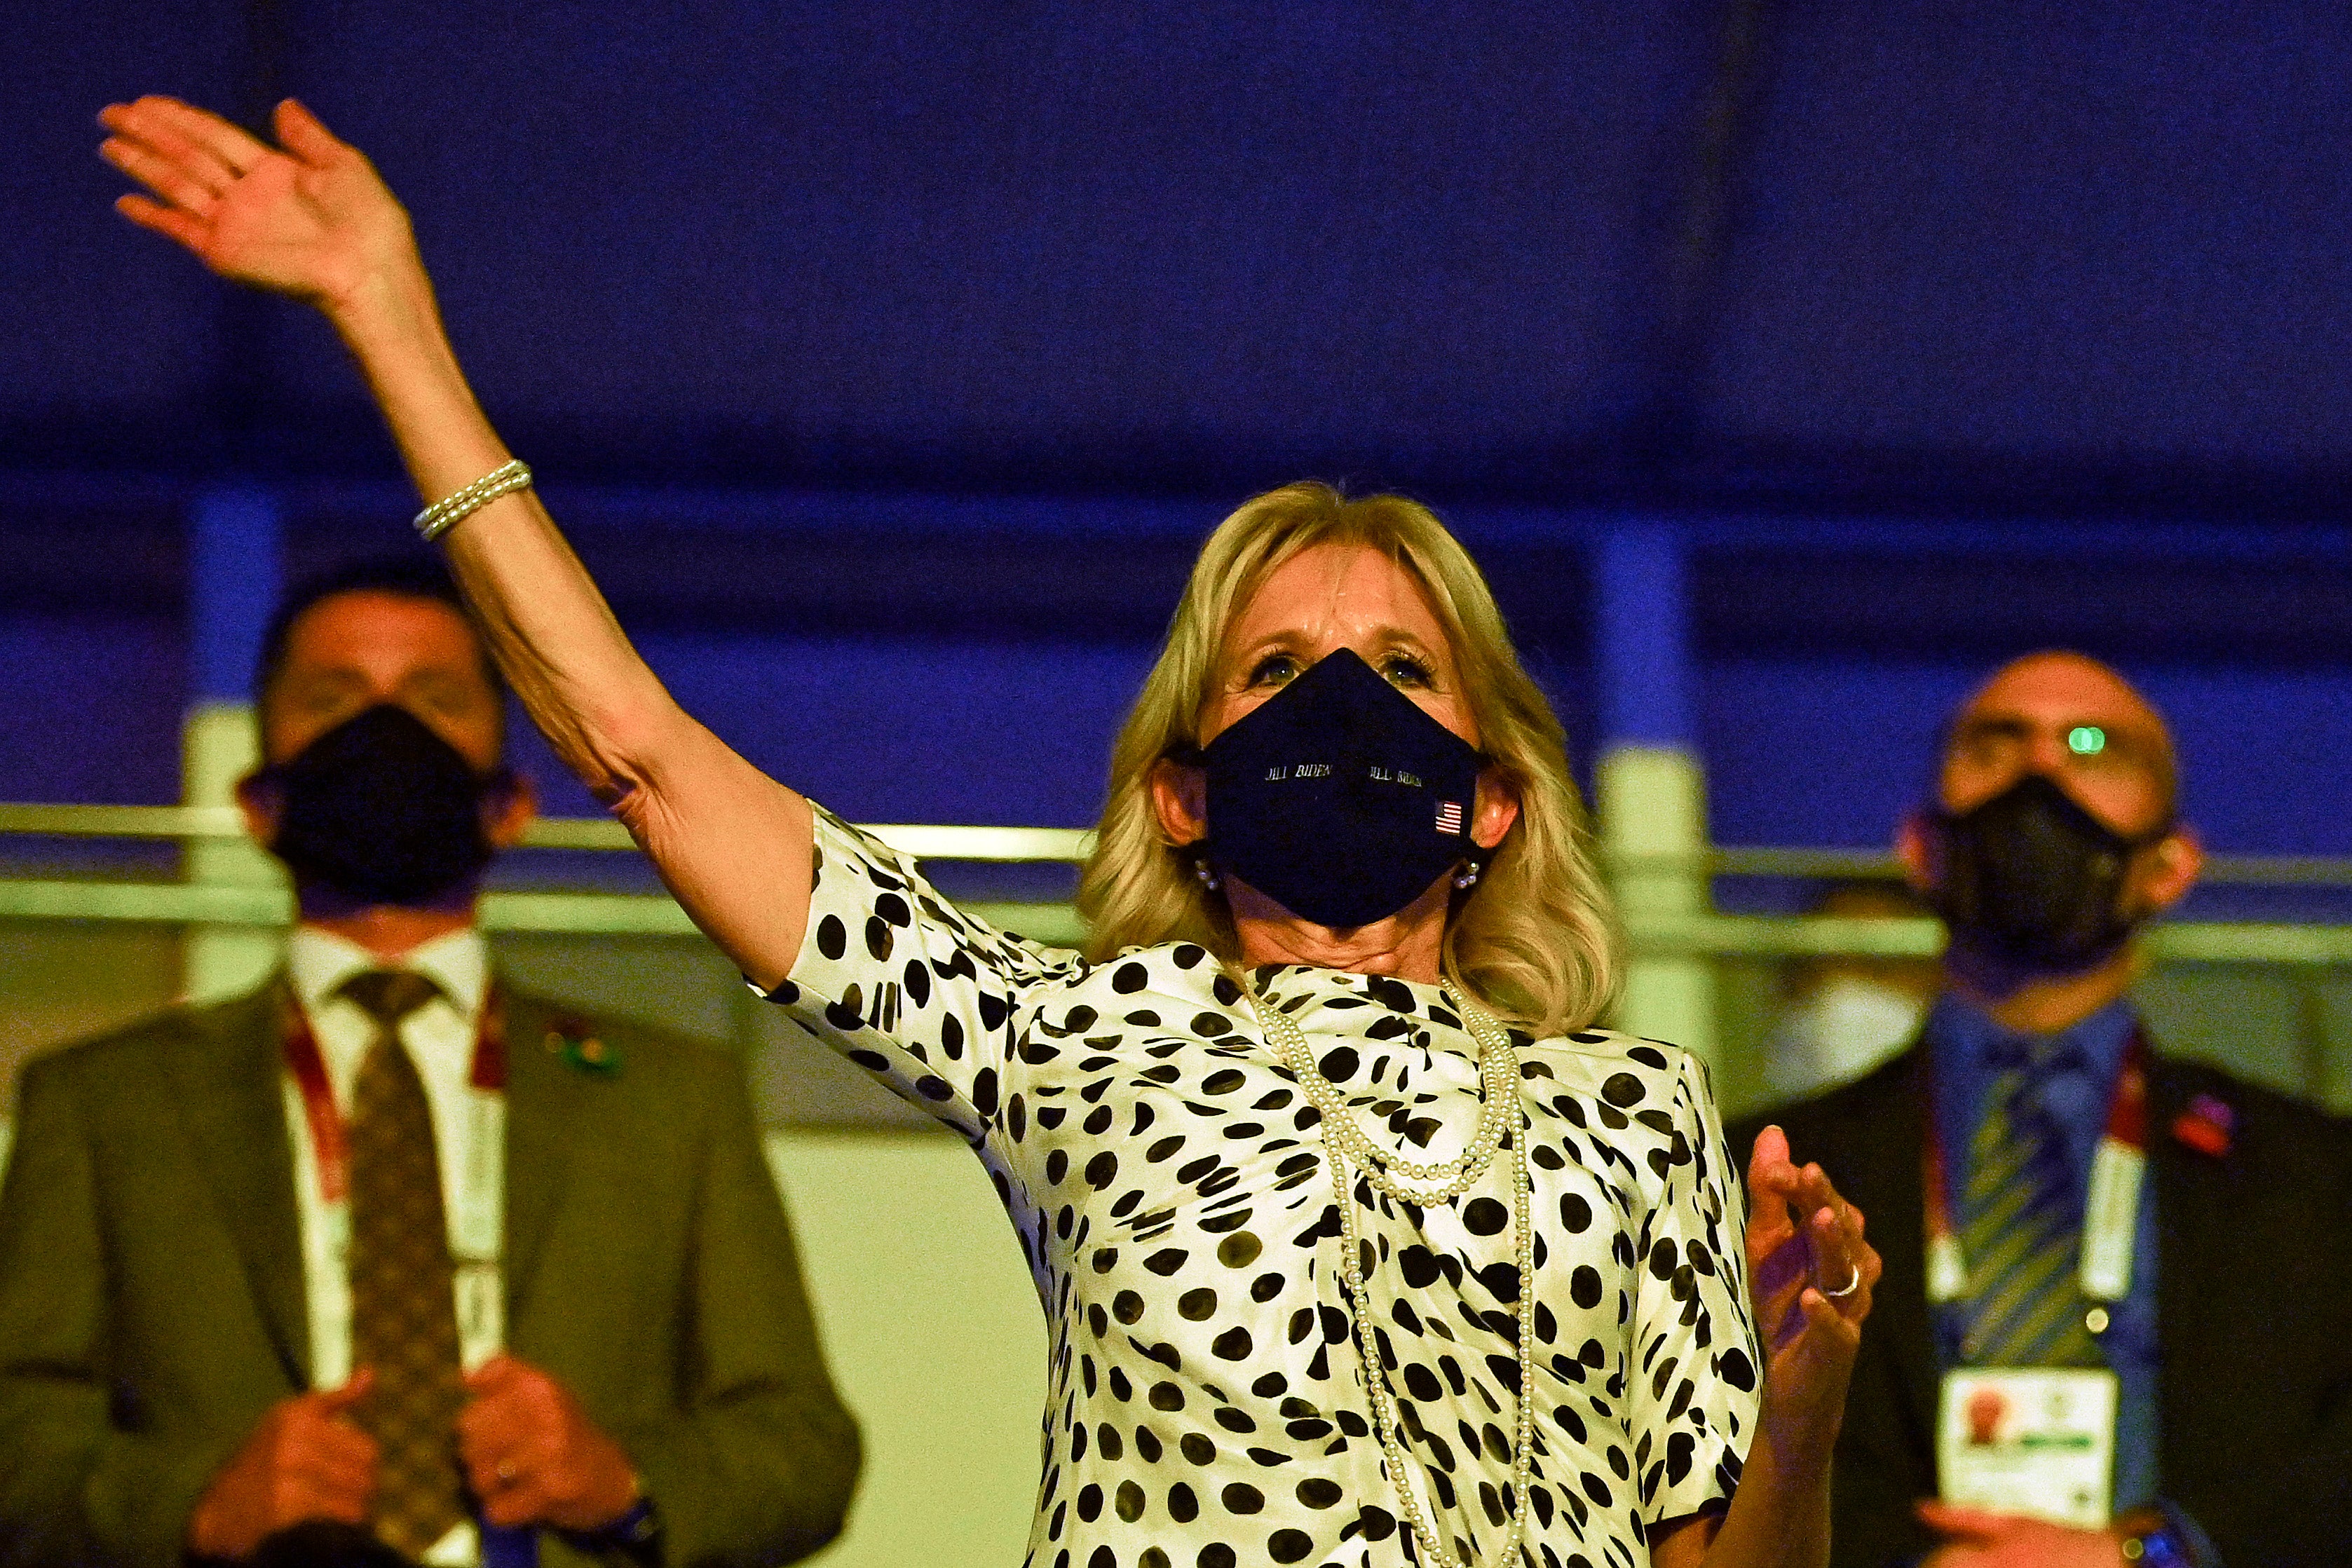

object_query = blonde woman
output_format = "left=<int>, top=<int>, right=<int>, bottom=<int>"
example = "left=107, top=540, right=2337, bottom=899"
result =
left=101, top=95, right=1878, bottom=1568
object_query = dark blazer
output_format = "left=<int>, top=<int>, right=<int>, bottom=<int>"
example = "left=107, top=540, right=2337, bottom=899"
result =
left=0, top=981, right=861, bottom=1568
left=1731, top=1041, right=2352, bottom=1568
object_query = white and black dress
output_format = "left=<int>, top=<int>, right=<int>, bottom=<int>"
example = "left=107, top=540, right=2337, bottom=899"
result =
left=759, top=809, right=1762, bottom=1568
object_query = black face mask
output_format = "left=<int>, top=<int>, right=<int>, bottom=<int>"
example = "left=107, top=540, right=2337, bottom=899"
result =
left=1181, top=648, right=1486, bottom=929
left=257, top=704, right=508, bottom=907
left=1927, top=772, right=2170, bottom=974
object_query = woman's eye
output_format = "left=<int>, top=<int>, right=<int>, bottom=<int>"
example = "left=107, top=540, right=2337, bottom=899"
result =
left=1247, top=654, right=1299, bottom=687
left=1382, top=655, right=1434, bottom=689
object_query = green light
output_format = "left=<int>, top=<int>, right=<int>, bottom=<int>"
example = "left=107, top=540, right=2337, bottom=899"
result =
left=2068, top=726, right=2106, bottom=756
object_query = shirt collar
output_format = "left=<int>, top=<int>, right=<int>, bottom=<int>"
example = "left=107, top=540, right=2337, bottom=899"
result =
left=1925, top=990, right=2138, bottom=1085
left=287, top=923, right=490, bottom=1021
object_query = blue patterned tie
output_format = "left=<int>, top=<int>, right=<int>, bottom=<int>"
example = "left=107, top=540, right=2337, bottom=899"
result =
left=1956, top=1038, right=2101, bottom=1368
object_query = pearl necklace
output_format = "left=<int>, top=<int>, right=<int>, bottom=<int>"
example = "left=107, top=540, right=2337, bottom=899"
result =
left=1246, top=976, right=1536, bottom=1568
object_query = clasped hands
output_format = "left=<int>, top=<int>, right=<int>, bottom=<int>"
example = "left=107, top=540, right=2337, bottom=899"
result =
left=1915, top=1503, right=2156, bottom=1567
left=186, top=1356, right=639, bottom=1560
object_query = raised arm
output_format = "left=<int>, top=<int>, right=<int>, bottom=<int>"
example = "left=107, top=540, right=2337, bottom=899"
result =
left=99, top=96, right=813, bottom=985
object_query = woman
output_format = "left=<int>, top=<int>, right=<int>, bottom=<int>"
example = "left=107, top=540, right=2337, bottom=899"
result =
left=99, top=96, right=1879, bottom=1568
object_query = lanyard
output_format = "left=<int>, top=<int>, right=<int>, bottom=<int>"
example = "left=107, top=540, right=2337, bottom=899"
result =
left=283, top=983, right=510, bottom=1366
left=1924, top=1028, right=2150, bottom=1306
left=284, top=986, right=519, bottom=1556
left=282, top=984, right=508, bottom=1204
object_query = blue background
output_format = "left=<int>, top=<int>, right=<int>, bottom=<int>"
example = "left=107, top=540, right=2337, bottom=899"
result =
left=8, top=1, right=2352, bottom=866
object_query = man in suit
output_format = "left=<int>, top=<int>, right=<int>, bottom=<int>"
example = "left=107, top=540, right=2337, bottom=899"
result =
left=1734, top=650, right=2352, bottom=1567
left=0, top=562, right=861, bottom=1568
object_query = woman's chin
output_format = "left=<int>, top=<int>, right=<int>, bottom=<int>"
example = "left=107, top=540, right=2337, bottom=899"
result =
left=1224, top=873, right=1451, bottom=975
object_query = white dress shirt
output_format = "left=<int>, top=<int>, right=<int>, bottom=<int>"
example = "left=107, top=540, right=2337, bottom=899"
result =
left=284, top=925, right=507, bottom=1566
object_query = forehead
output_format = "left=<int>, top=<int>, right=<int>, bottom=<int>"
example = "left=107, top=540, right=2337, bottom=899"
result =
left=276, top=590, right=486, bottom=679
left=1952, top=654, right=2164, bottom=740
left=1228, top=541, right=1448, bottom=644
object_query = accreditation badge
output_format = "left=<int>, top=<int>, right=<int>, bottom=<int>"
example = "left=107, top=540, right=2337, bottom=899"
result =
left=1936, top=1368, right=2118, bottom=1528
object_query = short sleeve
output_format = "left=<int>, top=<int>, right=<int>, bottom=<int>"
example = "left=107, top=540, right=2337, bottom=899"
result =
left=752, top=806, right=1082, bottom=1140
left=1629, top=1049, right=1762, bottom=1523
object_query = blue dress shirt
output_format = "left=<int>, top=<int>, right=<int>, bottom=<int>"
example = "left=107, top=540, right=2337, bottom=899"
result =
left=1923, top=993, right=2163, bottom=1513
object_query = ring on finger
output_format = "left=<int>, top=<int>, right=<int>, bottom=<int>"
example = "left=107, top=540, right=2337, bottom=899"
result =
left=1824, top=1263, right=1863, bottom=1300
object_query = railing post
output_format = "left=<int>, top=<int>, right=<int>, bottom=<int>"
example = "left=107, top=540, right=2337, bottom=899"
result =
left=182, top=488, right=287, bottom=1002
left=1591, top=519, right=1716, bottom=1065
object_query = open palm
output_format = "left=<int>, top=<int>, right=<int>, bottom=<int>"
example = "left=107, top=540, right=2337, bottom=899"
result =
left=98, top=96, right=419, bottom=311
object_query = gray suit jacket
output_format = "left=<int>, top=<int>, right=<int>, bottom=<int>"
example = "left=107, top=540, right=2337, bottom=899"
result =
left=0, top=980, right=860, bottom=1568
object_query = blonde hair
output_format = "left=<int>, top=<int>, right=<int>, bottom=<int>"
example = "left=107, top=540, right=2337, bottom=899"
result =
left=1077, top=482, right=1617, bottom=1036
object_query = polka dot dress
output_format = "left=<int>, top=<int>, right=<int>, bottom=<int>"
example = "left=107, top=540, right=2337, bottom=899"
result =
left=759, top=810, right=1761, bottom=1568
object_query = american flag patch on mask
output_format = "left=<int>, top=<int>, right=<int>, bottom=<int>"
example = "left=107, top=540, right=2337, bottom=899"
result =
left=1434, top=800, right=1464, bottom=835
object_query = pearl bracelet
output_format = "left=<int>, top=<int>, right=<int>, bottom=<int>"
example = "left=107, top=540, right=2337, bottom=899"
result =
left=414, top=459, right=533, bottom=543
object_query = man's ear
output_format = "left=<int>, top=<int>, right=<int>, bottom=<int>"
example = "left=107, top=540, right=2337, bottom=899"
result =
left=234, top=771, right=280, bottom=848
left=1471, top=765, right=1521, bottom=852
left=1895, top=812, right=1936, bottom=894
left=2136, top=823, right=2203, bottom=915
left=1150, top=758, right=1206, bottom=848
left=482, top=770, right=539, bottom=852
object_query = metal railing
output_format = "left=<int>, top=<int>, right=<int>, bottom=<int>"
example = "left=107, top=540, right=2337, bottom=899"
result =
left=0, top=805, right=1099, bottom=947
left=7, top=801, right=2352, bottom=963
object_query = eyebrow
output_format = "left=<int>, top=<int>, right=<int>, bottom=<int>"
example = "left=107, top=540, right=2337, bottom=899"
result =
left=1952, top=712, right=2159, bottom=756
left=280, top=667, right=369, bottom=694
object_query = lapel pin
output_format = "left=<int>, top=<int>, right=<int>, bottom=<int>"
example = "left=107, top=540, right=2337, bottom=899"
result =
left=2169, top=1092, right=2234, bottom=1158
left=543, top=1019, right=620, bottom=1077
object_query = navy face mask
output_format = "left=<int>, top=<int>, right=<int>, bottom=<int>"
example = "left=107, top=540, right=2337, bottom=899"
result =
left=1927, top=772, right=2170, bottom=974
left=255, top=703, right=509, bottom=907
left=1181, top=648, right=1486, bottom=929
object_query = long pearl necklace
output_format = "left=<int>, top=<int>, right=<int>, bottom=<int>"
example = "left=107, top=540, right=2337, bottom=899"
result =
left=1246, top=976, right=1536, bottom=1568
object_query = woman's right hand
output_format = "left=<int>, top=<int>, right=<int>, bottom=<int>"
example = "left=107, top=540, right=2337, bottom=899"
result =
left=100, top=97, right=423, bottom=324
left=98, top=91, right=824, bottom=992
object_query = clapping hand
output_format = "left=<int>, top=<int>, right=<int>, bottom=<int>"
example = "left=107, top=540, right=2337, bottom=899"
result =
left=1743, top=1125, right=1879, bottom=1466
left=99, top=96, right=425, bottom=322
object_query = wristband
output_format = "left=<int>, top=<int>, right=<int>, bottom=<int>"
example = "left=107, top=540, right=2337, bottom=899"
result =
left=557, top=1493, right=660, bottom=1557
left=2120, top=1525, right=2186, bottom=1567
left=2120, top=1500, right=2216, bottom=1568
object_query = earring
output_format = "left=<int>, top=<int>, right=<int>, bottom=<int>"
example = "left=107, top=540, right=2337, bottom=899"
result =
left=1452, top=860, right=1481, bottom=890
left=1194, top=858, right=1223, bottom=892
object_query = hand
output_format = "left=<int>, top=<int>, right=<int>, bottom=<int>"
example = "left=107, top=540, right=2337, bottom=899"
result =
left=457, top=1355, right=641, bottom=1533
left=186, top=1372, right=379, bottom=1559
left=97, top=96, right=425, bottom=322
left=1743, top=1126, right=1880, bottom=1466
left=1918, top=1501, right=2128, bottom=1567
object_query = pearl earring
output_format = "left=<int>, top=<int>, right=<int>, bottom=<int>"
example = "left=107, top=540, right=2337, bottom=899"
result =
left=1195, top=858, right=1223, bottom=892
left=1452, top=861, right=1481, bottom=890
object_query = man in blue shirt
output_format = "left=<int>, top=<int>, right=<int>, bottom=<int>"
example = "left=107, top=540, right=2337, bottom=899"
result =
left=1734, top=650, right=2352, bottom=1568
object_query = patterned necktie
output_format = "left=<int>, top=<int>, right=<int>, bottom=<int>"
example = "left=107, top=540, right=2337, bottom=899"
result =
left=1956, top=1038, right=2102, bottom=1368
left=341, top=969, right=468, bottom=1559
